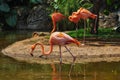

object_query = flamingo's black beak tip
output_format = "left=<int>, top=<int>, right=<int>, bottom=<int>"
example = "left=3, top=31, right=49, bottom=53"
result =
left=30, top=53, right=33, bottom=56
left=39, top=55, right=43, bottom=58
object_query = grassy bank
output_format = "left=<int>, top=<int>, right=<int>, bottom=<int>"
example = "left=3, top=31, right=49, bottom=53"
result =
left=67, top=28, right=120, bottom=40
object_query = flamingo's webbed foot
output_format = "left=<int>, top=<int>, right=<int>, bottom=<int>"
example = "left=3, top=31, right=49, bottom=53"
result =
left=39, top=55, right=48, bottom=59
left=39, top=55, right=43, bottom=58
left=30, top=53, right=33, bottom=56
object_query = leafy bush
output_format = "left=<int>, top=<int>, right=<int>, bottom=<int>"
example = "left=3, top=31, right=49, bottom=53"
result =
left=50, top=0, right=93, bottom=16
left=0, top=0, right=18, bottom=28
left=0, top=0, right=44, bottom=29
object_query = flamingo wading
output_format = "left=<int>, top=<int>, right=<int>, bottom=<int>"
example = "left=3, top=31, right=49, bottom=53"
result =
left=30, top=32, right=80, bottom=63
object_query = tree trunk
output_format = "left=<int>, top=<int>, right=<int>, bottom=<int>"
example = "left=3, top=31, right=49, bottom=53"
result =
left=90, top=0, right=105, bottom=34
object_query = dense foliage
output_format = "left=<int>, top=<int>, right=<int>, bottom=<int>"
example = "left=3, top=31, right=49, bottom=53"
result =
left=0, top=0, right=44, bottom=29
left=0, top=0, right=120, bottom=31
left=48, top=0, right=93, bottom=31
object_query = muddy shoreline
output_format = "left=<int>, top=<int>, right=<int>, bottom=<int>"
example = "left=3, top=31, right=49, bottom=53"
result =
left=1, top=36, right=120, bottom=64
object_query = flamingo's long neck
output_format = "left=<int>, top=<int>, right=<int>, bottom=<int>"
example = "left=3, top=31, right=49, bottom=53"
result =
left=51, top=17, right=56, bottom=33
left=34, top=43, right=53, bottom=55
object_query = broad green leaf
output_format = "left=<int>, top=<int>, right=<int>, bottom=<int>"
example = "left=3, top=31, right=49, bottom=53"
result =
left=0, top=3, right=10, bottom=12
left=6, top=15, right=17, bottom=27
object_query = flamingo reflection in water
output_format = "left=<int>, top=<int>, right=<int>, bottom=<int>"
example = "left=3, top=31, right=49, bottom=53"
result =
left=50, top=63, right=75, bottom=80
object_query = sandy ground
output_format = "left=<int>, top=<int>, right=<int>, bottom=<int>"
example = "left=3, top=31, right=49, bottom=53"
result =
left=1, top=35, right=120, bottom=64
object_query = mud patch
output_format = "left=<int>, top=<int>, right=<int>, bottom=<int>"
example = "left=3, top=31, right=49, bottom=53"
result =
left=1, top=36, right=120, bottom=64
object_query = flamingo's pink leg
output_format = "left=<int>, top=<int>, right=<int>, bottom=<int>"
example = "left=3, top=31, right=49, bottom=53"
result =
left=59, top=45, right=62, bottom=64
left=64, top=46, right=76, bottom=63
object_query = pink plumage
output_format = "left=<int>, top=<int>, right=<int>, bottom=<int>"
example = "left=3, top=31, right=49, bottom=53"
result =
left=50, top=32, right=80, bottom=46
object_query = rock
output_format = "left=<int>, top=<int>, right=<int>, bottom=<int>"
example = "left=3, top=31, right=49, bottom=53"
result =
left=17, top=5, right=52, bottom=31
left=117, top=10, right=120, bottom=22
left=27, top=5, right=52, bottom=31
left=99, top=13, right=118, bottom=28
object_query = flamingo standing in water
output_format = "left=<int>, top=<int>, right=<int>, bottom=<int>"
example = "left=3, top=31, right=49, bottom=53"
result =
left=51, top=12, right=65, bottom=33
left=30, top=11, right=80, bottom=63
left=30, top=32, right=80, bottom=63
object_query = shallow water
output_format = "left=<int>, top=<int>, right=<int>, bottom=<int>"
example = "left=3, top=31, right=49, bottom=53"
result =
left=0, top=30, right=120, bottom=80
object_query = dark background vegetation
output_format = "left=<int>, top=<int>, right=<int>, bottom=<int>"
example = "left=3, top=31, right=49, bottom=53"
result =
left=0, top=0, right=120, bottom=34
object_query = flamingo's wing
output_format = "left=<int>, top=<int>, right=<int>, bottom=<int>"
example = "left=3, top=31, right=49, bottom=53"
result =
left=50, top=32, right=72, bottom=45
left=55, top=32, right=80, bottom=45
left=55, top=32, right=67, bottom=40
left=50, top=32, right=80, bottom=46
left=80, top=8, right=97, bottom=19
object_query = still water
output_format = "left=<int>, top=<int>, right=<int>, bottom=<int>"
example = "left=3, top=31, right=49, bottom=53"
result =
left=0, top=30, right=120, bottom=80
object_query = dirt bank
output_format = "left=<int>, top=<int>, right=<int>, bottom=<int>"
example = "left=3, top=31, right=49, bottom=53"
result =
left=1, top=35, right=120, bottom=64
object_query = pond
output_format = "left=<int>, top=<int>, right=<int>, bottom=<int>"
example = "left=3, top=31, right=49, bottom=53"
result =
left=0, top=30, right=120, bottom=80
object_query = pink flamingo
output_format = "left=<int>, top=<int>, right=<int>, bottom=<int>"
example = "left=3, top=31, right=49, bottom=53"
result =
left=51, top=12, right=65, bottom=33
left=69, top=7, right=97, bottom=44
left=30, top=32, right=80, bottom=63
left=68, top=14, right=80, bottom=40
left=31, top=12, right=65, bottom=37
left=69, top=13, right=80, bottom=30
left=68, top=8, right=83, bottom=31
left=77, top=7, right=97, bottom=43
left=77, top=7, right=97, bottom=19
